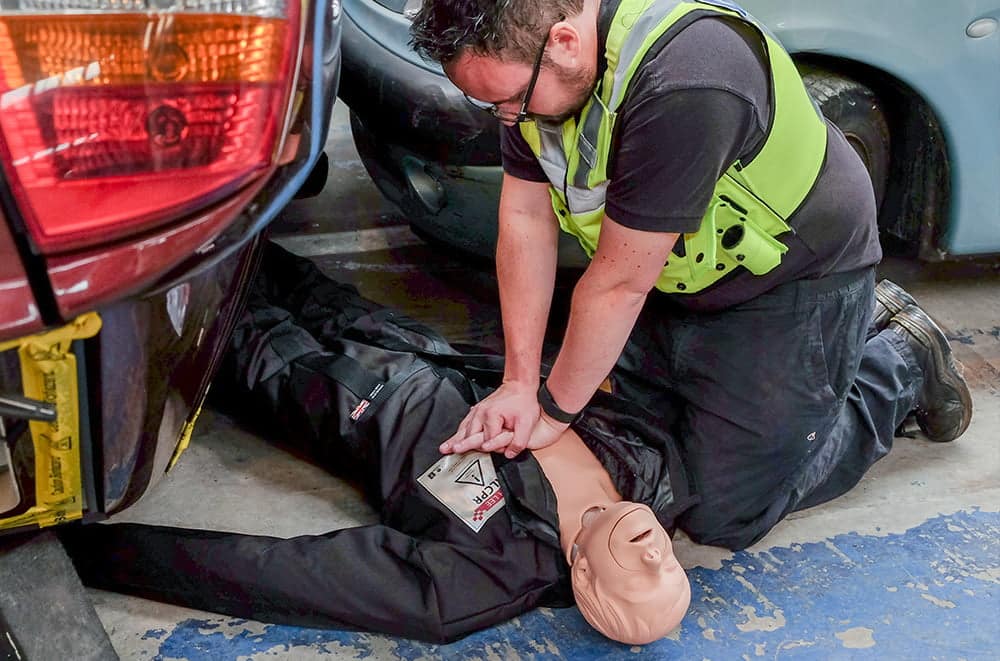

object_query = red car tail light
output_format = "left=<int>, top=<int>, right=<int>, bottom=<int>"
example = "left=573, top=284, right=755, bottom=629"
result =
left=0, top=0, right=301, bottom=253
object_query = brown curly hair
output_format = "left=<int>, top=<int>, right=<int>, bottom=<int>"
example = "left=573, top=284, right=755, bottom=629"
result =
left=409, top=0, right=585, bottom=65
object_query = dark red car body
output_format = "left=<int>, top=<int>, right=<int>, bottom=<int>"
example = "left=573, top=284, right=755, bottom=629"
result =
left=0, top=0, right=342, bottom=533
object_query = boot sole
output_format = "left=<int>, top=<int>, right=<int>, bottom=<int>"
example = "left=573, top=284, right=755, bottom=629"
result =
left=892, top=307, right=973, bottom=442
left=875, top=279, right=917, bottom=317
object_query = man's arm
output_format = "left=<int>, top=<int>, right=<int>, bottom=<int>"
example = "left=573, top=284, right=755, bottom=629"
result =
left=448, top=216, right=677, bottom=457
left=497, top=173, right=561, bottom=387
left=541, top=219, right=677, bottom=410
left=441, top=173, right=560, bottom=453
left=477, top=218, right=678, bottom=454
left=60, top=521, right=564, bottom=644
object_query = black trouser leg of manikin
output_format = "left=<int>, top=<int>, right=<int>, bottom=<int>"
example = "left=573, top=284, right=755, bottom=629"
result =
left=252, top=241, right=383, bottom=343
left=613, top=268, right=923, bottom=550
left=60, top=511, right=565, bottom=644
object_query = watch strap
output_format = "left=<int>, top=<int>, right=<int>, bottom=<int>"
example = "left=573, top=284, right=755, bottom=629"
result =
left=537, top=381, right=580, bottom=424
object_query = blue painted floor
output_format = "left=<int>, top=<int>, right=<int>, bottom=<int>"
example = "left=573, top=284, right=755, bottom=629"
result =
left=122, top=509, right=1000, bottom=660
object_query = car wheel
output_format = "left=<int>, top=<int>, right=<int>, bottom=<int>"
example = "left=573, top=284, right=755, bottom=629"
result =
left=801, top=68, right=891, bottom=213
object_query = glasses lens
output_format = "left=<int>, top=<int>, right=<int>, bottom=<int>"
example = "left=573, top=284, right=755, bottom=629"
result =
left=464, top=95, right=524, bottom=122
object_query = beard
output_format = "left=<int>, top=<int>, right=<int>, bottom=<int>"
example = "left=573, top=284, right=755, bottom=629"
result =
left=533, top=60, right=598, bottom=125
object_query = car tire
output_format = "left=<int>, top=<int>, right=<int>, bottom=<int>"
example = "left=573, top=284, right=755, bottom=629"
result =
left=800, top=68, right=891, bottom=212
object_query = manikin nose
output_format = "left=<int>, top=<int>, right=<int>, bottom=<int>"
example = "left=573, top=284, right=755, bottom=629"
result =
left=642, top=546, right=662, bottom=568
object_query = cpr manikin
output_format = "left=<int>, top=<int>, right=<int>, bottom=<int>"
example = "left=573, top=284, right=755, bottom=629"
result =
left=534, top=431, right=691, bottom=644
left=60, top=243, right=695, bottom=646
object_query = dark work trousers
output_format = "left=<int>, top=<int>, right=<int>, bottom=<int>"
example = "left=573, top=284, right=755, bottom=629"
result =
left=612, top=267, right=923, bottom=549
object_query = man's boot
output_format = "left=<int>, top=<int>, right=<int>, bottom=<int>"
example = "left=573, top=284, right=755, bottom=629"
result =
left=887, top=304, right=973, bottom=442
left=873, top=279, right=916, bottom=331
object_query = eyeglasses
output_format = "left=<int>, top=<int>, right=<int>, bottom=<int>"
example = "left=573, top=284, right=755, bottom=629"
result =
left=463, top=21, right=556, bottom=124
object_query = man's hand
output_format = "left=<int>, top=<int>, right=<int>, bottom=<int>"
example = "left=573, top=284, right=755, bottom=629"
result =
left=484, top=412, right=569, bottom=457
left=440, top=381, right=540, bottom=457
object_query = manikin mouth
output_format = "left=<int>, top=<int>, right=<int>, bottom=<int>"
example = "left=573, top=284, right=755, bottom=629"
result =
left=609, top=505, right=649, bottom=537
left=609, top=506, right=660, bottom=570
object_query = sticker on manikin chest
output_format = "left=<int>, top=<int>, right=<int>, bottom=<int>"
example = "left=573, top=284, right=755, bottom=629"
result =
left=418, top=452, right=506, bottom=532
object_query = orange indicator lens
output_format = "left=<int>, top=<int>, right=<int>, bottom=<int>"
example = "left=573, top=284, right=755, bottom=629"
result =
left=0, top=6, right=300, bottom=252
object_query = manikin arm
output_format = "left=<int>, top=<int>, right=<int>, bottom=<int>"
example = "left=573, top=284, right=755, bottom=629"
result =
left=60, top=519, right=565, bottom=644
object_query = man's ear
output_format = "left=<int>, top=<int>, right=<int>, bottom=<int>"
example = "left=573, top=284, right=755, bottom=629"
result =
left=548, top=21, right=582, bottom=65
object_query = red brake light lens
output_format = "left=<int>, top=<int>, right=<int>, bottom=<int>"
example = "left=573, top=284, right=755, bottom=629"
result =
left=0, top=1, right=301, bottom=252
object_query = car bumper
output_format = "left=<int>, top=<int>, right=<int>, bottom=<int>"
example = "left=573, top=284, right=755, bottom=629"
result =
left=0, top=239, right=262, bottom=533
left=0, top=0, right=342, bottom=534
left=340, top=1, right=587, bottom=266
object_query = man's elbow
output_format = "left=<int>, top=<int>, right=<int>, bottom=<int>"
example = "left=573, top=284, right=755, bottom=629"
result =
left=612, top=283, right=653, bottom=309
left=577, top=272, right=653, bottom=309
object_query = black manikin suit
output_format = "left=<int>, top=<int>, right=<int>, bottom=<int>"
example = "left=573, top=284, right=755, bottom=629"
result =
left=60, top=245, right=695, bottom=644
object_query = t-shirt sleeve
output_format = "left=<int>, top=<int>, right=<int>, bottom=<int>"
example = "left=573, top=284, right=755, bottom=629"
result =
left=605, top=87, right=761, bottom=233
left=500, top=124, right=549, bottom=183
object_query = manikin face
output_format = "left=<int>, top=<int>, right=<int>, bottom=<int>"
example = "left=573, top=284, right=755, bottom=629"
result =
left=444, top=22, right=598, bottom=126
left=571, top=501, right=691, bottom=645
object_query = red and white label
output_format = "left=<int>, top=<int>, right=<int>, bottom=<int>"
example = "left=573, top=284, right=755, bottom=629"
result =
left=418, top=452, right=505, bottom=532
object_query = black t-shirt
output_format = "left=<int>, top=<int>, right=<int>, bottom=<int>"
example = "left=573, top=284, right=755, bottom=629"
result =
left=502, top=16, right=882, bottom=310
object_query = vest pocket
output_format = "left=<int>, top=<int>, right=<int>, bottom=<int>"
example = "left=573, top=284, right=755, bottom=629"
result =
left=715, top=202, right=789, bottom=276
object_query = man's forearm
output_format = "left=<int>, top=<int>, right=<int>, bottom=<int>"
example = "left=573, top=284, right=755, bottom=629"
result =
left=495, top=187, right=559, bottom=386
left=544, top=274, right=648, bottom=414
left=542, top=216, right=676, bottom=416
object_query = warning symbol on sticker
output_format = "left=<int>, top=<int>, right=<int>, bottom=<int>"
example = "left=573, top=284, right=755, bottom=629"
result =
left=455, top=459, right=485, bottom=487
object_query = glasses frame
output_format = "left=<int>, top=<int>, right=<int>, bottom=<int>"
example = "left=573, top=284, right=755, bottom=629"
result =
left=464, top=22, right=553, bottom=124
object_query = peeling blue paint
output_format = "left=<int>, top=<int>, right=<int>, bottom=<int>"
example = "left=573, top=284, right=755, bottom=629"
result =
left=149, top=509, right=999, bottom=660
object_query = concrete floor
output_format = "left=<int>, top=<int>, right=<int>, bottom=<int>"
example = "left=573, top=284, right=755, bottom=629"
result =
left=92, top=103, right=1000, bottom=659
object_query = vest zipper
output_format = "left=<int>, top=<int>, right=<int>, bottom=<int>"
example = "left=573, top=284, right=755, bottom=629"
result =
left=562, top=164, right=569, bottom=206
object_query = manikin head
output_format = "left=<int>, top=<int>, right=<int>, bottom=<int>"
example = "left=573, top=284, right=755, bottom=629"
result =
left=410, top=0, right=600, bottom=125
left=570, top=501, right=691, bottom=644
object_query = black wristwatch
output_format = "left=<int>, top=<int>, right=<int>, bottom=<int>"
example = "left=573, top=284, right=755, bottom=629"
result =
left=537, top=381, right=581, bottom=424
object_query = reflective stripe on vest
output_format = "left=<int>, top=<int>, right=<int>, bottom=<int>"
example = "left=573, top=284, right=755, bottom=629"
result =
left=520, top=0, right=828, bottom=294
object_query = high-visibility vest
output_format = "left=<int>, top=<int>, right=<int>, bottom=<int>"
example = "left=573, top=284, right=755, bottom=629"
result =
left=519, top=0, right=828, bottom=294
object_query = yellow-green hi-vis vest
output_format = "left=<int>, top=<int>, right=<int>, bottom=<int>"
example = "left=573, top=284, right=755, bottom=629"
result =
left=519, top=0, right=828, bottom=293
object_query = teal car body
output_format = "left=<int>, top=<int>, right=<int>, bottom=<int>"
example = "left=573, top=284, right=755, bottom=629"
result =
left=743, top=1, right=999, bottom=256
